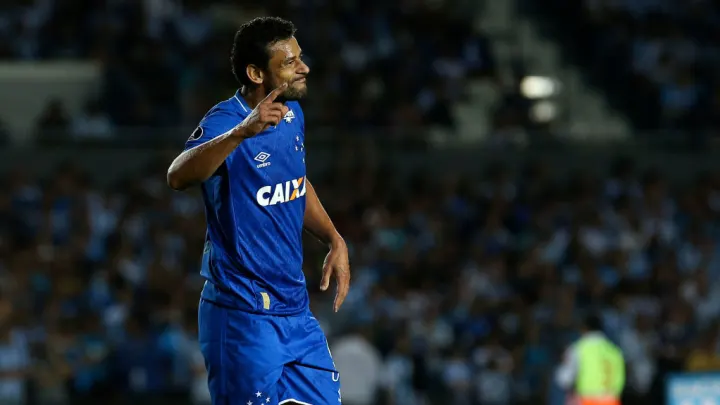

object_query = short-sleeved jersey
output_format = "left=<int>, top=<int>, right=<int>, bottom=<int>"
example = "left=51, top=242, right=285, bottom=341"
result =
left=186, top=90, right=308, bottom=316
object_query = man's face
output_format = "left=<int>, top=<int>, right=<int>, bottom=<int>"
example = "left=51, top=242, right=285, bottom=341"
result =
left=265, top=37, right=309, bottom=101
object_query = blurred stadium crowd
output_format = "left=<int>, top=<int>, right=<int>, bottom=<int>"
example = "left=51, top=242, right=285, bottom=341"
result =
left=530, top=0, right=720, bottom=133
left=2, top=149, right=720, bottom=405
left=2, top=0, right=720, bottom=139
left=0, top=0, right=496, bottom=140
left=0, top=0, right=720, bottom=405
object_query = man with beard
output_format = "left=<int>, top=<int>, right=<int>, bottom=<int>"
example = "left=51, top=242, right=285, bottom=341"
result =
left=167, top=17, right=350, bottom=405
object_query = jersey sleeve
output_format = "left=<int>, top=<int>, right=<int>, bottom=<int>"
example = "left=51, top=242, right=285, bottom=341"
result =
left=184, top=107, right=241, bottom=151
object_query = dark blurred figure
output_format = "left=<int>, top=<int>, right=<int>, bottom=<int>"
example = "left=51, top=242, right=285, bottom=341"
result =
left=0, top=297, right=30, bottom=405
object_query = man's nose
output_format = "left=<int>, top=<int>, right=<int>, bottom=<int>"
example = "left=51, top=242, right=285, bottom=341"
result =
left=297, top=60, right=310, bottom=75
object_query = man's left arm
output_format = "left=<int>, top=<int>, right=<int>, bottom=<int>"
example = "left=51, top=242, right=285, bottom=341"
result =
left=303, top=179, right=350, bottom=312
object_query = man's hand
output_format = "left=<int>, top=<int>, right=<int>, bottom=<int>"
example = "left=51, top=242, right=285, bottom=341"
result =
left=320, top=240, right=351, bottom=312
left=232, top=83, right=289, bottom=139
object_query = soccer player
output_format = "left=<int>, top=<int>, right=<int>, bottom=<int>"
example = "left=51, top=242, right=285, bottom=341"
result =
left=166, top=17, right=350, bottom=405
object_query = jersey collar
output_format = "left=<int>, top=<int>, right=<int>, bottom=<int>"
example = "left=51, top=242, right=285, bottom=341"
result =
left=233, top=90, right=250, bottom=113
left=234, top=89, right=281, bottom=133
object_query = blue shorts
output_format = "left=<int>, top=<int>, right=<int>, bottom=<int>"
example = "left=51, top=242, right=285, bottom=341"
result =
left=198, top=299, right=341, bottom=405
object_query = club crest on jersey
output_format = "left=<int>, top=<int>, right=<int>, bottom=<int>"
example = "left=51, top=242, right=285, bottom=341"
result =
left=256, top=176, right=306, bottom=207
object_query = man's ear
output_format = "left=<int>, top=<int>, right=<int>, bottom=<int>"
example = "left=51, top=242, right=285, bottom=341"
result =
left=246, top=65, right=264, bottom=85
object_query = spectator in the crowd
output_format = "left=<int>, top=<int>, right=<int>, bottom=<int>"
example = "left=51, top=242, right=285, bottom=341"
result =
left=0, top=297, right=30, bottom=405
left=685, top=325, right=720, bottom=372
left=35, top=99, right=70, bottom=139
left=70, top=99, right=114, bottom=140
left=332, top=325, right=382, bottom=405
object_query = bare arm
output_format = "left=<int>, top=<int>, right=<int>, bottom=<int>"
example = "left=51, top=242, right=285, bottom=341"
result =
left=304, top=179, right=351, bottom=312
left=303, top=179, right=343, bottom=247
left=167, top=84, right=289, bottom=191
left=167, top=130, right=244, bottom=190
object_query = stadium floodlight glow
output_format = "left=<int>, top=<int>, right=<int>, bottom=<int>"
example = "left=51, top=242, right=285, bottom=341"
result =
left=520, top=76, right=559, bottom=99
left=530, top=100, right=558, bottom=123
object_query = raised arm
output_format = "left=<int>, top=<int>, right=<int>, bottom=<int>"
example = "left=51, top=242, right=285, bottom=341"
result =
left=167, top=84, right=289, bottom=190
left=167, top=129, right=244, bottom=190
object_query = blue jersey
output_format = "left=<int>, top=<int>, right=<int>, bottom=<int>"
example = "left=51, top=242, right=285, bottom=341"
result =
left=186, top=90, right=308, bottom=316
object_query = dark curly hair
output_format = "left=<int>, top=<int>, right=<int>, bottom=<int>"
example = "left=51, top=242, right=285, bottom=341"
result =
left=230, top=17, right=297, bottom=87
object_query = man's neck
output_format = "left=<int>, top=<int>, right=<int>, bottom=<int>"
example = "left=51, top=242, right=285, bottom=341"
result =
left=240, top=86, right=267, bottom=109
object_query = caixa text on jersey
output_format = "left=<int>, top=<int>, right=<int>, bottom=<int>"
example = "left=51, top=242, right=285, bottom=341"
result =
left=255, top=176, right=307, bottom=206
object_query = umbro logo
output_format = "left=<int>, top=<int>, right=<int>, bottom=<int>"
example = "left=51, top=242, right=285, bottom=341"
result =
left=284, top=110, right=295, bottom=123
left=254, top=152, right=270, bottom=162
left=254, top=152, right=271, bottom=169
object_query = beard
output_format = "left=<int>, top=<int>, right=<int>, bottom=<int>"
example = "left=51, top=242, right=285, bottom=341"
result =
left=268, top=77, right=307, bottom=102
left=282, top=84, right=307, bottom=101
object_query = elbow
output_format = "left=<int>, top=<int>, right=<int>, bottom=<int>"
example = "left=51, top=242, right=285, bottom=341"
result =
left=166, top=167, right=187, bottom=191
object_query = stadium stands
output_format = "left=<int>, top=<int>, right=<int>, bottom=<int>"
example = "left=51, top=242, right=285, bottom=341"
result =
left=0, top=0, right=493, bottom=138
left=523, top=0, right=720, bottom=133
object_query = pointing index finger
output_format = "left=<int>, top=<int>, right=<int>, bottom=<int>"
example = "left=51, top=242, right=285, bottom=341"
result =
left=262, top=83, right=288, bottom=104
